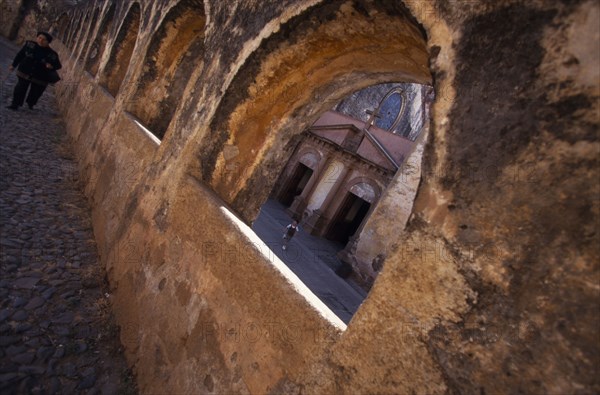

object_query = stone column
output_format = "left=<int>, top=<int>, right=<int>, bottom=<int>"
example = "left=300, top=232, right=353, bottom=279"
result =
left=302, top=152, right=332, bottom=202
left=288, top=151, right=331, bottom=220
left=309, top=163, right=354, bottom=237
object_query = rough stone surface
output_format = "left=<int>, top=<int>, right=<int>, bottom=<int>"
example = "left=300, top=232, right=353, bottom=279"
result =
left=4, top=0, right=597, bottom=394
left=0, top=0, right=70, bottom=44
left=0, top=37, right=137, bottom=394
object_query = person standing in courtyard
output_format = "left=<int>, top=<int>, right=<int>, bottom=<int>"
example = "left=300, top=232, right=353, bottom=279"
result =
left=5, top=31, right=61, bottom=111
left=282, top=220, right=300, bottom=250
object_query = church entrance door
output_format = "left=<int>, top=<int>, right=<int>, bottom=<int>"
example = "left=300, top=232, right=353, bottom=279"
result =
left=279, top=163, right=313, bottom=207
left=326, top=192, right=371, bottom=244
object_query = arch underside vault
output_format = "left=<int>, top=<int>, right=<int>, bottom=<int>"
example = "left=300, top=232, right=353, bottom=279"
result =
left=101, top=3, right=141, bottom=97
left=127, top=0, right=206, bottom=139
left=196, top=0, right=431, bottom=224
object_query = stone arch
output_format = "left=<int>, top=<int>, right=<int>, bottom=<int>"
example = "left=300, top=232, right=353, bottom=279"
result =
left=86, top=3, right=116, bottom=76
left=53, top=13, right=70, bottom=42
left=62, top=13, right=74, bottom=43
left=297, top=148, right=322, bottom=170
left=42, top=1, right=600, bottom=393
left=72, top=10, right=92, bottom=57
left=195, top=0, right=431, bottom=222
left=270, top=146, right=323, bottom=210
left=66, top=13, right=83, bottom=49
left=76, top=7, right=101, bottom=62
left=126, top=0, right=206, bottom=139
left=345, top=177, right=382, bottom=204
left=101, top=2, right=141, bottom=97
left=323, top=175, right=382, bottom=241
left=73, top=11, right=88, bottom=49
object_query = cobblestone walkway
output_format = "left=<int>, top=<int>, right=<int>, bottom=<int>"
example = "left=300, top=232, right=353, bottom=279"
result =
left=0, top=37, right=136, bottom=394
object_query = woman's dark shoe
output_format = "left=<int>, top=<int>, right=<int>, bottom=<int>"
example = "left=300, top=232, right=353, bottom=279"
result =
left=6, top=105, right=18, bottom=110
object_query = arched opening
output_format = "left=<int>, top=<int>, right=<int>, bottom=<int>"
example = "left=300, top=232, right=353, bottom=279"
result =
left=86, top=3, right=116, bottom=76
left=62, top=13, right=75, bottom=43
left=101, top=3, right=141, bottom=97
left=328, top=194, right=371, bottom=244
left=67, top=13, right=83, bottom=49
left=76, top=7, right=100, bottom=62
left=126, top=0, right=206, bottom=140
left=191, top=0, right=432, bottom=322
left=252, top=81, right=431, bottom=319
left=72, top=10, right=91, bottom=57
left=279, top=160, right=315, bottom=207
left=196, top=1, right=430, bottom=218
left=53, top=13, right=70, bottom=43
left=69, top=14, right=83, bottom=51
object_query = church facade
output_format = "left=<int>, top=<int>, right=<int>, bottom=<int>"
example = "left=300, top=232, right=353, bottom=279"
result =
left=272, top=83, right=430, bottom=285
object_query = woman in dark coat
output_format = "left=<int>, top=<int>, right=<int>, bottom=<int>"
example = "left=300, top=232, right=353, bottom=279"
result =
left=6, top=31, right=62, bottom=110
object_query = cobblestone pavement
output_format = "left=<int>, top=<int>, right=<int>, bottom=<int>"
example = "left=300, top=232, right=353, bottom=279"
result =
left=0, top=37, right=136, bottom=394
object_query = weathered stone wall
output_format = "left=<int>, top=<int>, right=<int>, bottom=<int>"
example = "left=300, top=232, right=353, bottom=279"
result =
left=406, top=1, right=600, bottom=393
left=0, top=0, right=69, bottom=43
left=0, top=0, right=26, bottom=40
left=350, top=136, right=425, bottom=284
left=5, top=0, right=598, bottom=394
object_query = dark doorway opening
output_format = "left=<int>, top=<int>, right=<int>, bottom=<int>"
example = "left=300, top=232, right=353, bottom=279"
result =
left=278, top=163, right=313, bottom=207
left=326, top=193, right=371, bottom=244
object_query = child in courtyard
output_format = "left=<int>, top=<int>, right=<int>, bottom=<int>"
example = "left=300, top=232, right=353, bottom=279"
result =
left=282, top=220, right=300, bottom=250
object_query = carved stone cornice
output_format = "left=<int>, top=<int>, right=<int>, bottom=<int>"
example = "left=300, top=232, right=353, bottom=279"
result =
left=303, top=130, right=395, bottom=180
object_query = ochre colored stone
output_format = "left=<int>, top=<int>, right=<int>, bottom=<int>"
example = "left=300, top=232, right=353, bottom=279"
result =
left=7, top=0, right=595, bottom=393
